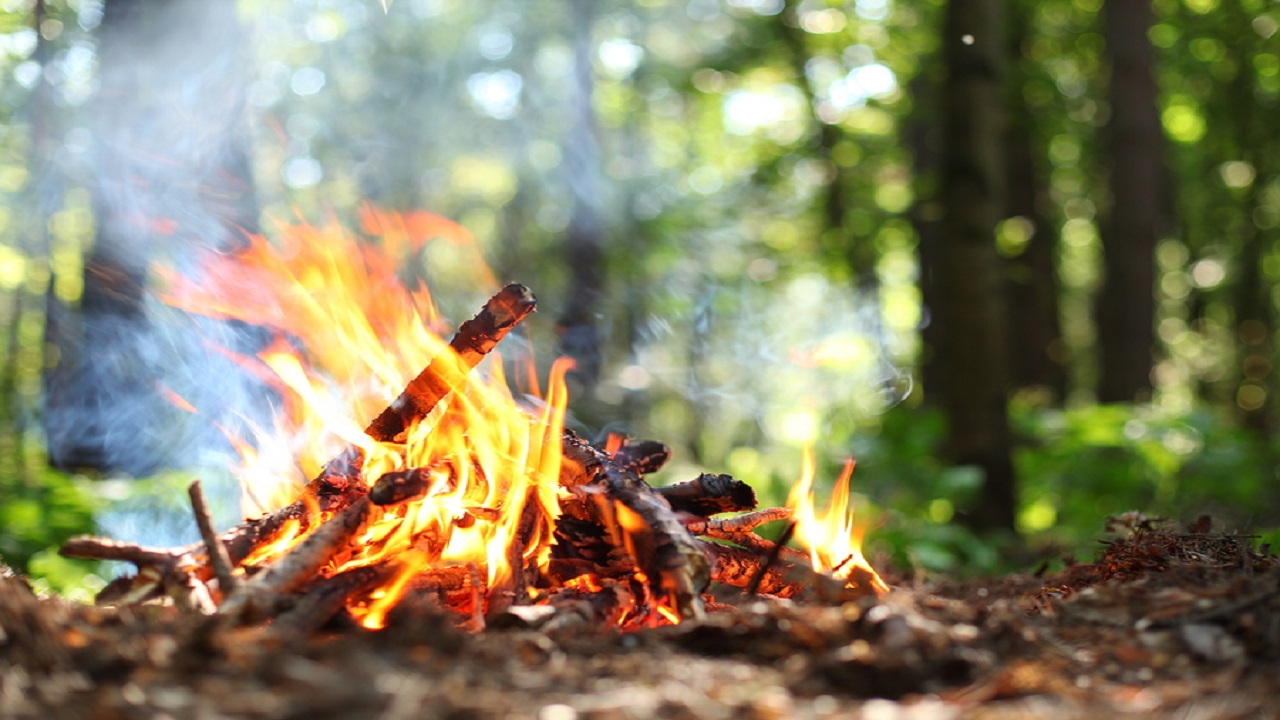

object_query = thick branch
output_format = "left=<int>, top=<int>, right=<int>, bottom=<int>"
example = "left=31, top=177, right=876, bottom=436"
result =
left=598, top=467, right=710, bottom=620
left=219, top=496, right=376, bottom=623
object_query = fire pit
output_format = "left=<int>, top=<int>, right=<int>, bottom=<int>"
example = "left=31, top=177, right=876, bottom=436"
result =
left=58, top=209, right=885, bottom=635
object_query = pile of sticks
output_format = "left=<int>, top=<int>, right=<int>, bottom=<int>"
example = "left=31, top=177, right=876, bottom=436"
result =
left=60, top=284, right=817, bottom=633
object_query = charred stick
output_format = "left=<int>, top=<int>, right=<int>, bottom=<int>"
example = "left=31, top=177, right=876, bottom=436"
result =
left=58, top=538, right=217, bottom=609
left=747, top=521, right=796, bottom=596
left=269, top=564, right=393, bottom=636
left=405, top=565, right=476, bottom=593
left=370, top=465, right=450, bottom=506
left=365, top=283, right=537, bottom=443
left=655, top=473, right=758, bottom=517
left=486, top=488, right=543, bottom=615
left=609, top=439, right=672, bottom=476
left=699, top=539, right=806, bottom=599
left=59, top=537, right=183, bottom=567
left=187, top=480, right=239, bottom=598
left=684, top=507, right=791, bottom=535
left=597, top=467, right=710, bottom=621
left=219, top=496, right=376, bottom=623
left=698, top=529, right=809, bottom=567
left=559, top=428, right=608, bottom=488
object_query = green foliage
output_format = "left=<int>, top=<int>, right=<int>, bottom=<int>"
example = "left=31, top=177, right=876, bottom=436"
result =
left=0, top=452, right=100, bottom=582
left=837, top=402, right=1280, bottom=576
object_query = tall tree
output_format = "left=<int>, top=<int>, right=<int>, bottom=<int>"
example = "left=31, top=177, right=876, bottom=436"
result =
left=1224, top=2, right=1279, bottom=437
left=1004, top=0, right=1066, bottom=400
left=938, top=0, right=1016, bottom=532
left=44, top=0, right=259, bottom=475
left=1096, top=0, right=1164, bottom=403
left=909, top=69, right=946, bottom=403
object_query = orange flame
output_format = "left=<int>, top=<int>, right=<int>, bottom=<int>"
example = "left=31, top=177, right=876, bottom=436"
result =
left=787, top=449, right=888, bottom=597
left=157, top=209, right=566, bottom=627
left=159, top=206, right=884, bottom=627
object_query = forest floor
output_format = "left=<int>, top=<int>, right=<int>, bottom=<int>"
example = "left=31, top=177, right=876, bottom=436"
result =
left=3, top=524, right=1278, bottom=720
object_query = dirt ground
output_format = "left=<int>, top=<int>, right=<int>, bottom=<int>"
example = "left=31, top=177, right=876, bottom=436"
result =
left=3, top=528, right=1278, bottom=720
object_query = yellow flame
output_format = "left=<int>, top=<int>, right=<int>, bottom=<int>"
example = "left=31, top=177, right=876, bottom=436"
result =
left=157, top=208, right=569, bottom=626
left=786, top=448, right=888, bottom=597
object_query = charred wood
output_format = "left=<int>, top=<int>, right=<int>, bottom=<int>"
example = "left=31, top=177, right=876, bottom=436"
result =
left=219, top=496, right=376, bottom=623
left=596, top=467, right=710, bottom=621
left=364, top=283, right=537, bottom=443
left=188, top=479, right=239, bottom=599
left=684, top=507, right=791, bottom=536
left=486, top=488, right=543, bottom=615
left=559, top=428, right=608, bottom=488
left=746, top=521, right=796, bottom=596
left=269, top=564, right=393, bottom=636
left=369, top=465, right=448, bottom=506
left=59, top=537, right=184, bottom=568
left=655, top=474, right=758, bottom=517
left=608, top=439, right=672, bottom=476
left=700, top=540, right=806, bottom=599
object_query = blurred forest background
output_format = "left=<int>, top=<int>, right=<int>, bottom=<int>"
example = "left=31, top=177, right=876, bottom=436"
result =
left=1, top=0, right=1278, bottom=594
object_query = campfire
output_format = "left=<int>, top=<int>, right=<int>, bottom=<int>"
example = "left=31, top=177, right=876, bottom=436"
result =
left=60, top=209, right=886, bottom=633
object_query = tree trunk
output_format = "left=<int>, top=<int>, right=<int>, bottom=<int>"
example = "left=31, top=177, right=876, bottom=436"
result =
left=1004, top=1, right=1066, bottom=401
left=939, top=0, right=1016, bottom=532
left=908, top=71, right=945, bottom=404
left=1226, top=3, right=1276, bottom=437
left=44, top=0, right=259, bottom=475
left=1096, top=0, right=1163, bottom=403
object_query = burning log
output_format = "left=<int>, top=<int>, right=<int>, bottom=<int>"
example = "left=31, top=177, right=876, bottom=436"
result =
left=609, top=439, right=672, bottom=476
left=221, top=284, right=540, bottom=559
left=594, top=467, right=711, bottom=621
left=219, top=496, right=376, bottom=623
left=699, top=540, right=807, bottom=599
left=486, top=488, right=544, bottom=616
left=364, top=283, right=537, bottom=444
left=656, top=473, right=758, bottom=517
left=269, top=564, right=393, bottom=636
left=369, top=465, right=448, bottom=507
left=59, top=274, right=885, bottom=635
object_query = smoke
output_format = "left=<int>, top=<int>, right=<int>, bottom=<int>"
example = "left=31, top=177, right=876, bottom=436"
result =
left=583, top=268, right=914, bottom=476
left=42, top=0, right=266, bottom=543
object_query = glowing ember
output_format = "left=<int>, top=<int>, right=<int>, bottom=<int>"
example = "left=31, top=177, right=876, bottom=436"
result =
left=787, top=448, right=889, bottom=597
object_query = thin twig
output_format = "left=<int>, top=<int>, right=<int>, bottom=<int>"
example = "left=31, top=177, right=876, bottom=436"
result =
left=684, top=507, right=792, bottom=535
left=188, top=479, right=240, bottom=599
